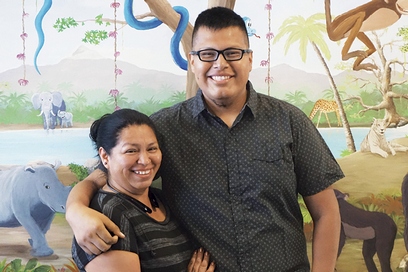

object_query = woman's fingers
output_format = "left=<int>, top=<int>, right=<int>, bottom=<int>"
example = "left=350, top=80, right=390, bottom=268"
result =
left=188, top=250, right=197, bottom=271
left=188, top=248, right=215, bottom=272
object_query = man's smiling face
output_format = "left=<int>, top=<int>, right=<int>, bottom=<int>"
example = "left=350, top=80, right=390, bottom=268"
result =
left=189, top=26, right=253, bottom=108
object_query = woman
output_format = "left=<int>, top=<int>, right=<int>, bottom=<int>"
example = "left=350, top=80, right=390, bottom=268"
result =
left=72, top=109, right=215, bottom=272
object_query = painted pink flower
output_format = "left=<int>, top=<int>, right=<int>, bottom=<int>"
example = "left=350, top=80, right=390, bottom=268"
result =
left=114, top=105, right=121, bottom=111
left=16, top=53, right=25, bottom=60
left=260, top=60, right=269, bottom=67
left=22, top=11, right=29, bottom=18
left=266, top=32, right=275, bottom=40
left=109, top=31, right=118, bottom=38
left=114, top=51, right=120, bottom=58
left=265, top=4, right=272, bottom=10
left=115, top=68, right=123, bottom=75
left=18, top=79, right=29, bottom=86
left=20, top=33, right=28, bottom=40
left=109, top=89, right=119, bottom=97
left=265, top=76, right=274, bottom=83
left=110, top=2, right=120, bottom=8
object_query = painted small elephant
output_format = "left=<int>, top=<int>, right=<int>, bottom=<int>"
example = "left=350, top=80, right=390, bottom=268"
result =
left=57, top=110, right=73, bottom=128
left=31, top=91, right=65, bottom=130
left=335, top=189, right=396, bottom=272
left=0, top=162, right=72, bottom=257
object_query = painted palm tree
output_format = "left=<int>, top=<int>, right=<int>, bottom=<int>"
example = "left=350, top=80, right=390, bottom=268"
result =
left=124, top=81, right=152, bottom=98
left=57, top=82, right=74, bottom=93
left=160, top=90, right=187, bottom=108
left=107, top=92, right=129, bottom=108
left=5, top=92, right=28, bottom=109
left=170, top=91, right=187, bottom=104
left=284, top=90, right=308, bottom=107
left=136, top=97, right=162, bottom=116
left=0, top=91, right=7, bottom=109
left=322, top=88, right=346, bottom=100
left=273, top=13, right=355, bottom=152
left=36, top=81, right=52, bottom=92
left=4, top=92, right=29, bottom=122
left=68, top=92, right=87, bottom=112
left=93, top=100, right=114, bottom=114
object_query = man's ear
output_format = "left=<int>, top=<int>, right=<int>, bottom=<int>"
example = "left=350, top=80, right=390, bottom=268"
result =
left=248, top=51, right=253, bottom=71
left=189, top=53, right=196, bottom=74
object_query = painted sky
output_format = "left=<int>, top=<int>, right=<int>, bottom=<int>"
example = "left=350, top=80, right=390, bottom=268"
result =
left=1, top=0, right=408, bottom=76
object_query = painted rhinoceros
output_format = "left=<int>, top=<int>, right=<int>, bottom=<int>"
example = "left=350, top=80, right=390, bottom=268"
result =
left=0, top=162, right=72, bottom=257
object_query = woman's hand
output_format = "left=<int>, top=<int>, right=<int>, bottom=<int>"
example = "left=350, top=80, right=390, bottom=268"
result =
left=188, top=248, right=215, bottom=272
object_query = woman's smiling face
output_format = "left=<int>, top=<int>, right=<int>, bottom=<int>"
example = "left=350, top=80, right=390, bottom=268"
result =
left=101, top=124, right=162, bottom=195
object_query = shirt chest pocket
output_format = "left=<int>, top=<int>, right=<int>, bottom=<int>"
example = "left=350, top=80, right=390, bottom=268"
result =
left=253, top=144, right=285, bottom=162
left=254, top=142, right=294, bottom=163
left=251, top=144, right=295, bottom=183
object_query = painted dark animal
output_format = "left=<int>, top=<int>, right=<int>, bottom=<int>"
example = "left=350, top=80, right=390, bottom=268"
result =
left=335, top=189, right=396, bottom=272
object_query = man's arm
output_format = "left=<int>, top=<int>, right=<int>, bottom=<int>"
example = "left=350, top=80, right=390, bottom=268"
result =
left=85, top=250, right=141, bottom=272
left=66, top=169, right=124, bottom=255
left=304, top=187, right=340, bottom=272
left=86, top=248, right=216, bottom=272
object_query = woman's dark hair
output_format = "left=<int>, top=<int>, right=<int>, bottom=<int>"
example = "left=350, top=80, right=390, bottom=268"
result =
left=89, top=109, right=158, bottom=170
left=192, top=7, right=249, bottom=46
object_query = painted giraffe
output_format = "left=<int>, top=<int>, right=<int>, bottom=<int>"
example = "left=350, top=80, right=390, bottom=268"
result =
left=308, top=99, right=342, bottom=128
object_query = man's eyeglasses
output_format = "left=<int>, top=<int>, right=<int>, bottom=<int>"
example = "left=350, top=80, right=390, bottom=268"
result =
left=190, top=48, right=253, bottom=62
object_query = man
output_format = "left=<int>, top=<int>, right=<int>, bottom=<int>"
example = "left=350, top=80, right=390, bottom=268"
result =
left=67, top=7, right=343, bottom=272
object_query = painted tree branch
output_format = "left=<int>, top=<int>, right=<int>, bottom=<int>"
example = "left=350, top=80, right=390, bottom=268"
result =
left=143, top=0, right=235, bottom=98
left=60, top=0, right=235, bottom=98
left=344, top=95, right=387, bottom=116
left=345, top=30, right=408, bottom=127
left=77, top=11, right=154, bottom=27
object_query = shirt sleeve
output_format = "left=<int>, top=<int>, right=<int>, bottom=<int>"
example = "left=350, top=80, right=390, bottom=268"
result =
left=102, top=199, right=139, bottom=254
left=290, top=108, right=344, bottom=196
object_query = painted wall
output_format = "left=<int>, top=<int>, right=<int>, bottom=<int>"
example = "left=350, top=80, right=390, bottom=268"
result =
left=1, top=0, right=408, bottom=271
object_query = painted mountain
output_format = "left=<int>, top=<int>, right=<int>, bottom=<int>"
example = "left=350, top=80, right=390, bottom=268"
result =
left=0, top=45, right=377, bottom=104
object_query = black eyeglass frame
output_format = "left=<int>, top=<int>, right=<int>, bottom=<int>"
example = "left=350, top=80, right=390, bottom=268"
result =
left=189, top=48, right=253, bottom=62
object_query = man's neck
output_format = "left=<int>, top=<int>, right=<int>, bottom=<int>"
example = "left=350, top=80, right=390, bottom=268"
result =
left=206, top=99, right=245, bottom=128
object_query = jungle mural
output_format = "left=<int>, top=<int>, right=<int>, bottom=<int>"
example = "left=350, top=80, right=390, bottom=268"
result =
left=1, top=0, right=408, bottom=271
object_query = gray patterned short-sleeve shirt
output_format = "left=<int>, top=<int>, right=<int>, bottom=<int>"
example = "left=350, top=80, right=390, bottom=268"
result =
left=150, top=81, right=344, bottom=272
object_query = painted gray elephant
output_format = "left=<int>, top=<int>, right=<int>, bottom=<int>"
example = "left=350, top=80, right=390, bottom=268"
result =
left=0, top=162, right=71, bottom=257
left=57, top=110, right=73, bottom=128
left=31, top=91, right=66, bottom=130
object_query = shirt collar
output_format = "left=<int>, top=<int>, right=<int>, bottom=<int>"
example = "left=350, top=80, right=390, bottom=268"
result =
left=245, top=81, right=258, bottom=118
left=191, top=81, right=258, bottom=118
left=191, top=89, right=207, bottom=118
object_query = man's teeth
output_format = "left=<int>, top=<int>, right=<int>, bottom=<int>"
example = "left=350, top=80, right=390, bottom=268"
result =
left=212, top=76, right=230, bottom=81
left=134, top=170, right=150, bottom=175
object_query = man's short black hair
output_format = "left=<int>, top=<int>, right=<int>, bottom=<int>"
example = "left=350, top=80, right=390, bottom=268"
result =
left=192, top=7, right=249, bottom=47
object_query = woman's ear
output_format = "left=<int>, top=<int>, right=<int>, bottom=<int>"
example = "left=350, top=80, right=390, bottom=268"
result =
left=99, top=147, right=109, bottom=168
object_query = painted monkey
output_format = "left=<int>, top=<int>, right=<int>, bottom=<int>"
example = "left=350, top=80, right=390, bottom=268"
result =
left=325, top=0, right=408, bottom=71
left=334, top=189, right=396, bottom=272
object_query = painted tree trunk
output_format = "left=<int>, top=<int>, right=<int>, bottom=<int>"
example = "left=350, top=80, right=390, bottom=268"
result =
left=312, top=41, right=356, bottom=152
left=144, top=0, right=236, bottom=98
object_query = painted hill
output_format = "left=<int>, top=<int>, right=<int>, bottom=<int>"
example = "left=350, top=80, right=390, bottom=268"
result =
left=0, top=45, right=382, bottom=104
